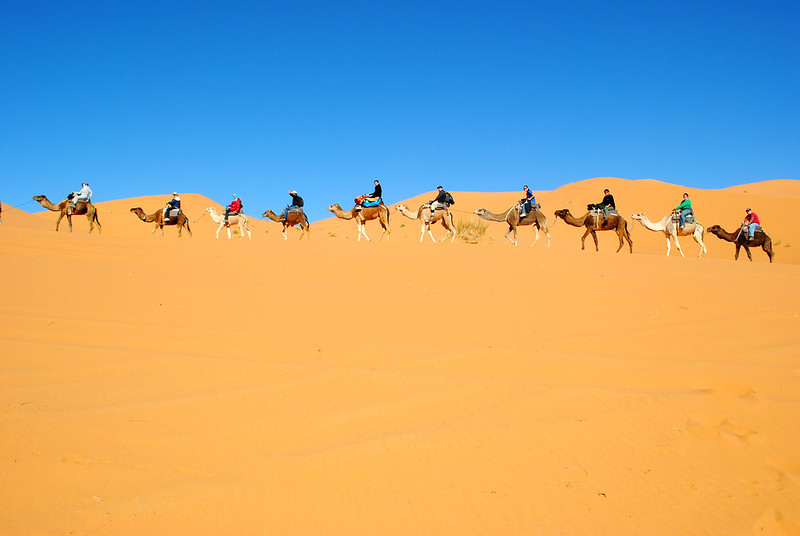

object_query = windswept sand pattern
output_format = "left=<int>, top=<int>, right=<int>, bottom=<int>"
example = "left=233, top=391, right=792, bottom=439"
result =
left=1, top=178, right=799, bottom=535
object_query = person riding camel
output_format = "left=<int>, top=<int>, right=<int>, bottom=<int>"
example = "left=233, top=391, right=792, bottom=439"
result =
left=519, top=185, right=536, bottom=218
left=742, top=208, right=762, bottom=241
left=163, top=192, right=181, bottom=220
left=674, top=192, right=693, bottom=230
left=281, top=190, right=304, bottom=221
left=68, top=182, right=93, bottom=215
left=355, top=180, right=383, bottom=211
left=225, top=194, right=242, bottom=223
left=428, top=186, right=452, bottom=216
left=595, top=188, right=615, bottom=222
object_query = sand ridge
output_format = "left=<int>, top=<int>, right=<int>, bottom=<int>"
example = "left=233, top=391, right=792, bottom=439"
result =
left=2, top=177, right=799, bottom=535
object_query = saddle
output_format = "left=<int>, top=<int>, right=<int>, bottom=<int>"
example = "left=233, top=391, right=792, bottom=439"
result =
left=283, top=207, right=304, bottom=221
left=362, top=198, right=382, bottom=208
left=588, top=207, right=618, bottom=217
left=518, top=202, right=541, bottom=212
left=165, top=208, right=181, bottom=220
left=671, top=212, right=695, bottom=226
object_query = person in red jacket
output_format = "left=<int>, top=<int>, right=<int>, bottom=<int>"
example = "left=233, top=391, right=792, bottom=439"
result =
left=225, top=194, right=242, bottom=223
left=742, top=208, right=761, bottom=241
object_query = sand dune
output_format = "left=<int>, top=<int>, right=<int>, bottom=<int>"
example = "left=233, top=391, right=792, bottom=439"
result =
left=2, top=178, right=799, bottom=535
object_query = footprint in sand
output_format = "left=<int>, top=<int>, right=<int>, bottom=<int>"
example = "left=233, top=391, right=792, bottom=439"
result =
left=559, top=465, right=588, bottom=487
left=752, top=509, right=800, bottom=536
left=695, top=380, right=758, bottom=404
left=685, top=413, right=759, bottom=445
left=768, top=458, right=800, bottom=486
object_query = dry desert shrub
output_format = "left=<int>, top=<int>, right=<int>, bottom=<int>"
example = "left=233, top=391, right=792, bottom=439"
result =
left=455, top=217, right=488, bottom=243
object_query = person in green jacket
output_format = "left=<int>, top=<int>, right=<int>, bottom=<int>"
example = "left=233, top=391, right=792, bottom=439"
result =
left=674, top=192, right=693, bottom=229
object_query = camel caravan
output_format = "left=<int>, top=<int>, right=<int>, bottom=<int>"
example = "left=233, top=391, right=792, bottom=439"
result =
left=27, top=182, right=776, bottom=263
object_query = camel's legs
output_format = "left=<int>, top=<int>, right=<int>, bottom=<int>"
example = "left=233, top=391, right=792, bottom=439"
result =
left=357, top=221, right=371, bottom=242
left=227, top=226, right=232, bottom=239
left=673, top=233, right=685, bottom=257
left=615, top=230, right=626, bottom=253
left=694, top=231, right=706, bottom=257
left=426, top=224, right=438, bottom=242
left=580, top=228, right=590, bottom=250
left=504, top=228, right=517, bottom=246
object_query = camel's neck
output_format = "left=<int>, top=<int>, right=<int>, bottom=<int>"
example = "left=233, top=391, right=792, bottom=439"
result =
left=207, top=209, right=223, bottom=223
left=637, top=217, right=665, bottom=232
left=561, top=213, right=587, bottom=227
left=264, top=211, right=281, bottom=223
left=715, top=227, right=738, bottom=241
left=399, top=206, right=421, bottom=219
left=478, top=209, right=510, bottom=222
left=332, top=207, right=355, bottom=220
left=37, top=197, right=63, bottom=211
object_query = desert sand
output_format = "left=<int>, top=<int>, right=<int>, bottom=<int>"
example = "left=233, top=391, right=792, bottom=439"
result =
left=2, top=177, right=799, bottom=535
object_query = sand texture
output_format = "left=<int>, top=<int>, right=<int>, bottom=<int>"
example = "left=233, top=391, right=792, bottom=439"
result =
left=2, top=178, right=799, bottom=535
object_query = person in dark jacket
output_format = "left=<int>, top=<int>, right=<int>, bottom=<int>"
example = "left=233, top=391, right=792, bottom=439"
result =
left=282, top=190, right=304, bottom=220
left=429, top=186, right=450, bottom=216
left=163, top=192, right=181, bottom=220
left=356, top=180, right=383, bottom=210
left=597, top=188, right=615, bottom=221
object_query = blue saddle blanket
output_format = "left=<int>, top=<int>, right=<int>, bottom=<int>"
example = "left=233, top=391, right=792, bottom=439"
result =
left=363, top=198, right=382, bottom=208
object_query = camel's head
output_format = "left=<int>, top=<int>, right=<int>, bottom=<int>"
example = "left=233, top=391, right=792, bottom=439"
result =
left=706, top=224, right=722, bottom=236
left=32, top=195, right=45, bottom=202
left=630, top=213, right=645, bottom=225
left=130, top=207, right=146, bottom=221
left=326, top=204, right=341, bottom=213
left=554, top=209, right=570, bottom=220
left=394, top=204, right=407, bottom=212
left=473, top=208, right=487, bottom=216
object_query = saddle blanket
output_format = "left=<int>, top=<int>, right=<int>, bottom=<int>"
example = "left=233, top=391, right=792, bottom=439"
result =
left=362, top=198, right=382, bottom=207
left=519, top=202, right=541, bottom=212
left=589, top=208, right=618, bottom=217
left=672, top=213, right=695, bottom=224
left=166, top=209, right=181, bottom=219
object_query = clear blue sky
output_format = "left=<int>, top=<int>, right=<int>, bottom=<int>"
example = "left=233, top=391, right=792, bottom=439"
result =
left=2, top=0, right=798, bottom=221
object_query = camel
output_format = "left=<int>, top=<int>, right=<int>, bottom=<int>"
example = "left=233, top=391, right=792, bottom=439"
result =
left=707, top=224, right=774, bottom=263
left=32, top=195, right=101, bottom=233
left=631, top=212, right=706, bottom=258
left=327, top=203, right=390, bottom=242
left=553, top=208, right=633, bottom=253
left=394, top=204, right=456, bottom=243
left=205, top=207, right=252, bottom=240
left=262, top=209, right=310, bottom=240
left=130, top=207, right=192, bottom=237
left=473, top=205, right=550, bottom=247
